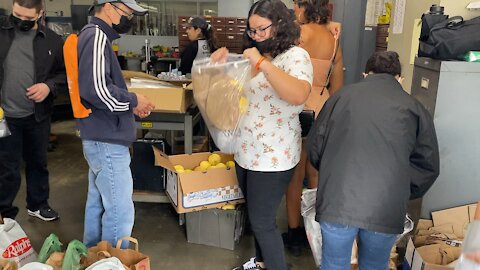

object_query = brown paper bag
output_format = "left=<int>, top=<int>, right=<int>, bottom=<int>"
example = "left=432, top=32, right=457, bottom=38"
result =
left=45, top=252, right=64, bottom=270
left=85, top=237, right=150, bottom=270
left=0, top=260, right=18, bottom=270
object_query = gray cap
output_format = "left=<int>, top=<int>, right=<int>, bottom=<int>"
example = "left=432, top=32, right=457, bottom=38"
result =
left=95, top=0, right=147, bottom=15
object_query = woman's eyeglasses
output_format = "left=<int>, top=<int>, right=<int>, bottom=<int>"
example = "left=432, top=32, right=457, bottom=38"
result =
left=247, top=24, right=273, bottom=38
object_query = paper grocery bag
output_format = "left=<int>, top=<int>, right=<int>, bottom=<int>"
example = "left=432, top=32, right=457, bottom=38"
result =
left=0, top=218, right=37, bottom=267
left=85, top=237, right=149, bottom=270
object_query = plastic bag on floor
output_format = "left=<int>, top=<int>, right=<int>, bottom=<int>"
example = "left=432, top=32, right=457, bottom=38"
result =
left=61, top=240, right=87, bottom=270
left=86, top=257, right=125, bottom=270
left=301, top=188, right=322, bottom=267
left=0, top=218, right=37, bottom=267
left=192, top=54, right=250, bottom=154
left=301, top=189, right=358, bottom=267
left=38, top=234, right=63, bottom=264
left=0, top=108, right=11, bottom=138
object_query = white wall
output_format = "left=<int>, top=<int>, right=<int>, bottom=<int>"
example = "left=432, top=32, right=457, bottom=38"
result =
left=441, top=0, right=479, bottom=20
left=218, top=0, right=252, bottom=17
left=118, top=35, right=178, bottom=54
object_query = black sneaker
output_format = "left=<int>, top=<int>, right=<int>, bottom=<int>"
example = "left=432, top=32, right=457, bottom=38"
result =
left=233, top=258, right=266, bottom=270
left=28, top=206, right=59, bottom=221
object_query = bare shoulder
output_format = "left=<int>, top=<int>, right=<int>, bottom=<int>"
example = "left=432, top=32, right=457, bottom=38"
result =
left=301, top=24, right=336, bottom=59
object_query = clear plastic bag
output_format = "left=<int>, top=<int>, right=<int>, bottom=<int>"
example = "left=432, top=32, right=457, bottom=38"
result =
left=0, top=108, right=11, bottom=138
left=301, top=188, right=322, bottom=267
left=456, top=221, right=480, bottom=269
left=192, top=54, right=250, bottom=154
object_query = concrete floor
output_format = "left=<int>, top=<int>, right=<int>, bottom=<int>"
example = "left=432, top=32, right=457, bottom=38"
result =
left=13, top=120, right=317, bottom=269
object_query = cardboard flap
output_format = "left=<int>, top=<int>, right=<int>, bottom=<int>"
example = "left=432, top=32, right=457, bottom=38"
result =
left=122, top=70, right=161, bottom=81
left=432, top=205, right=470, bottom=239
left=178, top=167, right=237, bottom=194
left=470, top=203, right=479, bottom=222
left=153, top=147, right=175, bottom=172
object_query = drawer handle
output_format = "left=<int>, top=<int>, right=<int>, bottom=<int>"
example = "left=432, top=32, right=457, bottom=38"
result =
left=228, top=36, right=234, bottom=39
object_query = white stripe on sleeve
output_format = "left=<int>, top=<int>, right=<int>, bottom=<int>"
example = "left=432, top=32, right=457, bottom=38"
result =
left=92, top=28, right=130, bottom=112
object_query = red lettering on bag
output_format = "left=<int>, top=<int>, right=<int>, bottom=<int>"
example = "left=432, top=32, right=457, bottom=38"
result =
left=2, top=238, right=32, bottom=258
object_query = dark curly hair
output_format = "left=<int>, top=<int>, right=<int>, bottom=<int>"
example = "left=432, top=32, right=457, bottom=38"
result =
left=365, top=51, right=402, bottom=76
left=243, top=0, right=300, bottom=58
left=296, top=0, right=330, bottom=24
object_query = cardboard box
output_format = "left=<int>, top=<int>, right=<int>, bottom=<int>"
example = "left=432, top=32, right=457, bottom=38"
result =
left=403, top=238, right=461, bottom=270
left=128, top=87, right=193, bottom=113
left=123, top=70, right=194, bottom=113
left=432, top=204, right=476, bottom=239
left=186, top=207, right=245, bottom=250
left=153, top=148, right=244, bottom=213
left=469, top=203, right=478, bottom=222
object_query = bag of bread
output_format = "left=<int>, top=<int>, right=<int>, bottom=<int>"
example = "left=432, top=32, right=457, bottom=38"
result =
left=192, top=54, right=250, bottom=153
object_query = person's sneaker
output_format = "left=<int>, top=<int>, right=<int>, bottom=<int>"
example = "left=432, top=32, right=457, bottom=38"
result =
left=233, top=257, right=266, bottom=270
left=27, top=206, right=59, bottom=221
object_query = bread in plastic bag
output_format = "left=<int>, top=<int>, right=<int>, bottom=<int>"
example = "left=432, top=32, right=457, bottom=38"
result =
left=192, top=54, right=250, bottom=153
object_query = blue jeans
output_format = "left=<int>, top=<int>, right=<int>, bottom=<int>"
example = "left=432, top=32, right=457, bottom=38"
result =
left=82, top=140, right=135, bottom=248
left=320, top=222, right=397, bottom=270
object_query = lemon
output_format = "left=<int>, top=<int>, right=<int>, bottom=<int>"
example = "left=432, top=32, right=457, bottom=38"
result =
left=194, top=166, right=204, bottom=172
left=221, top=203, right=236, bottom=210
left=174, top=165, right=185, bottom=172
left=208, top=153, right=221, bottom=166
left=185, top=169, right=193, bottom=173
left=0, top=107, right=4, bottom=119
left=209, top=165, right=218, bottom=169
left=176, top=169, right=185, bottom=173
left=216, top=163, right=227, bottom=168
left=199, top=161, right=211, bottom=170
left=226, top=161, right=235, bottom=168
left=239, top=96, right=248, bottom=114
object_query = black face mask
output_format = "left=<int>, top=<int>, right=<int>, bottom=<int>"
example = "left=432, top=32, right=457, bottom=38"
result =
left=112, top=15, right=132, bottom=34
left=10, top=15, right=36, bottom=32
left=253, top=38, right=274, bottom=55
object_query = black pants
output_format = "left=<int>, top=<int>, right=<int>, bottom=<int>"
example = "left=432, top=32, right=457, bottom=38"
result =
left=236, top=165, right=294, bottom=270
left=0, top=115, right=50, bottom=218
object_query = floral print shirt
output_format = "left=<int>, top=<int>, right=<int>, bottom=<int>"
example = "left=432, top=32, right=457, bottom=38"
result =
left=234, top=46, right=313, bottom=171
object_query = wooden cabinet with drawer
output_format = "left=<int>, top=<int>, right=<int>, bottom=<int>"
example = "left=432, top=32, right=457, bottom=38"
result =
left=178, top=16, right=248, bottom=54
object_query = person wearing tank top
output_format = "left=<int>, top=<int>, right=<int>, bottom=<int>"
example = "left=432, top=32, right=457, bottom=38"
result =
left=282, top=0, right=345, bottom=257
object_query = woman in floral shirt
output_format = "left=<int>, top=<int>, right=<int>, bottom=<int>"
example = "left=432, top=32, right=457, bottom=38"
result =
left=212, top=1, right=313, bottom=269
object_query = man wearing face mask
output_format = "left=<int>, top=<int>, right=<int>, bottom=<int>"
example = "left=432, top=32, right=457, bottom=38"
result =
left=0, top=0, right=66, bottom=221
left=77, top=0, right=154, bottom=247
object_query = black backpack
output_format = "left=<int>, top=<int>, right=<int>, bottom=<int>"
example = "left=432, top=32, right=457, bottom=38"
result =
left=418, top=16, right=480, bottom=60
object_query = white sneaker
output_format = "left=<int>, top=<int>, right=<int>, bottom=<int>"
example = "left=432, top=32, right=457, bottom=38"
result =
left=233, top=257, right=266, bottom=270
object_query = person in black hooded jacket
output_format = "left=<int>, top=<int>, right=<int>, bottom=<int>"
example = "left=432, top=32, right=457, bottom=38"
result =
left=307, top=51, right=440, bottom=269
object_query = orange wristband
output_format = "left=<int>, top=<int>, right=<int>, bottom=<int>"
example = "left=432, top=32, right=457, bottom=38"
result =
left=255, top=56, right=265, bottom=71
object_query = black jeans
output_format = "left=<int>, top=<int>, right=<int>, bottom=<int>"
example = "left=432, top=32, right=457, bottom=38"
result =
left=0, top=115, right=50, bottom=218
left=236, top=165, right=294, bottom=270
